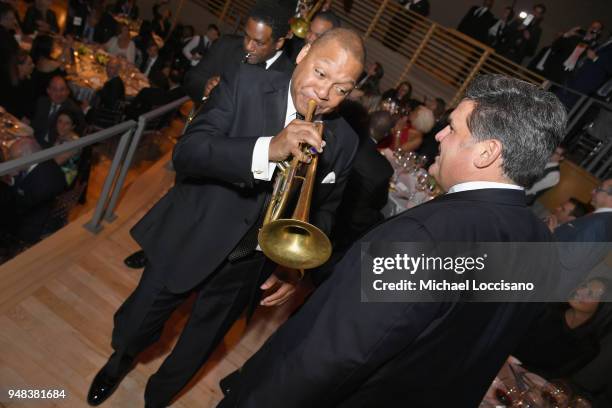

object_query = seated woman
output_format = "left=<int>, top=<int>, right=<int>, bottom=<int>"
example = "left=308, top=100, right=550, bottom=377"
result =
left=388, top=105, right=435, bottom=152
left=381, top=81, right=413, bottom=105
left=1, top=49, right=37, bottom=120
left=104, top=24, right=136, bottom=64
left=30, top=35, right=66, bottom=98
left=514, top=277, right=612, bottom=378
left=52, top=109, right=81, bottom=187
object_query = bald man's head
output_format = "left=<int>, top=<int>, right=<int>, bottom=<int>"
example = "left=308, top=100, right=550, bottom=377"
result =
left=309, top=28, right=365, bottom=69
left=291, top=28, right=365, bottom=116
left=9, top=138, right=41, bottom=160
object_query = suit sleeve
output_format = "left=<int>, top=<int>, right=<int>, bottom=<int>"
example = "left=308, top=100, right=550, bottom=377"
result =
left=172, top=70, right=258, bottom=187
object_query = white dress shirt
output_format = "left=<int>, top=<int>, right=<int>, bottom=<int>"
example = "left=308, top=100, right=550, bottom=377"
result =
left=265, top=50, right=283, bottom=69
left=448, top=181, right=524, bottom=194
left=251, top=84, right=296, bottom=181
left=594, top=207, right=612, bottom=214
left=143, top=56, right=157, bottom=77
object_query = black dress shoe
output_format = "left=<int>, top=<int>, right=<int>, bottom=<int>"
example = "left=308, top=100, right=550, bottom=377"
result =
left=87, top=367, right=128, bottom=406
left=124, top=250, right=147, bottom=269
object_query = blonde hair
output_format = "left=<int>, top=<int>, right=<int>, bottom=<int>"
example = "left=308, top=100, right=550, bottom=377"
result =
left=410, top=106, right=435, bottom=133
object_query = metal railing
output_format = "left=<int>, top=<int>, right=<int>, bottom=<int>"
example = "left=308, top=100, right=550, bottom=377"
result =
left=0, top=96, right=189, bottom=235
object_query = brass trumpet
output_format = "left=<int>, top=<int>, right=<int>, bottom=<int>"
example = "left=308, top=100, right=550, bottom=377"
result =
left=290, top=0, right=324, bottom=39
left=257, top=99, right=332, bottom=270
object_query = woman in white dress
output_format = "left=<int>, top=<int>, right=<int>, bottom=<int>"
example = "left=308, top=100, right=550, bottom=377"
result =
left=104, top=24, right=136, bottom=64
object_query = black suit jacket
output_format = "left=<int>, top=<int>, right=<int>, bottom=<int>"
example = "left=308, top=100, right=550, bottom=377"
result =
left=22, top=6, right=59, bottom=35
left=125, top=87, right=168, bottom=119
left=333, top=137, right=393, bottom=246
left=32, top=96, right=85, bottom=148
left=139, top=55, right=166, bottom=77
left=12, top=160, right=66, bottom=242
left=183, top=35, right=294, bottom=101
left=457, top=5, right=496, bottom=44
left=97, top=76, right=125, bottom=109
left=568, top=41, right=612, bottom=96
left=131, top=65, right=358, bottom=293
left=218, top=188, right=554, bottom=408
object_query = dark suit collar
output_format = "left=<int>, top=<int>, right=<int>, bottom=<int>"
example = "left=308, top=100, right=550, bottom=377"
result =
left=433, top=188, right=527, bottom=207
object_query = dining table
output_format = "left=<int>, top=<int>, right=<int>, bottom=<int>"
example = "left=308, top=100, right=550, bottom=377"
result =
left=63, top=41, right=150, bottom=102
left=0, top=107, right=34, bottom=160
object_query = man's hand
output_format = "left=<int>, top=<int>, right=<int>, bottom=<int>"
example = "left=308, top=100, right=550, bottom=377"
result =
left=269, top=119, right=324, bottom=162
left=260, top=274, right=298, bottom=306
left=204, top=75, right=220, bottom=98
left=545, top=215, right=559, bottom=232
left=587, top=49, right=598, bottom=60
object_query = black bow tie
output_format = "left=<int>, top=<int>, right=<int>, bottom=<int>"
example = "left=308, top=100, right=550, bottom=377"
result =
left=296, top=112, right=305, bottom=120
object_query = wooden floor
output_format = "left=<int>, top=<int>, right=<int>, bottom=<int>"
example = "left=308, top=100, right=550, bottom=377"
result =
left=0, top=150, right=304, bottom=407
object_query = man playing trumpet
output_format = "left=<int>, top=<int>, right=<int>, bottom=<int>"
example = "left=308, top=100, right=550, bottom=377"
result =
left=87, top=28, right=365, bottom=408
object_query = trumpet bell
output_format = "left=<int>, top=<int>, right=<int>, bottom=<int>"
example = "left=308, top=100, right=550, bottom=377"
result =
left=290, top=17, right=309, bottom=39
left=258, top=219, right=332, bottom=269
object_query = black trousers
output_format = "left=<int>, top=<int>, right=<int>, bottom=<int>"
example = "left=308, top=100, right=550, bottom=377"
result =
left=105, top=253, right=272, bottom=407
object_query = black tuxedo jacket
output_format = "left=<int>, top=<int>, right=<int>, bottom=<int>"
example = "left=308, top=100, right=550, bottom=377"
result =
left=32, top=96, right=85, bottom=148
left=125, top=87, right=168, bottom=119
left=139, top=55, right=166, bottom=78
left=333, top=137, right=393, bottom=246
left=131, top=65, right=359, bottom=293
left=183, top=35, right=294, bottom=101
left=97, top=76, right=125, bottom=109
left=13, top=160, right=66, bottom=242
left=457, top=5, right=496, bottom=44
left=218, top=188, right=554, bottom=408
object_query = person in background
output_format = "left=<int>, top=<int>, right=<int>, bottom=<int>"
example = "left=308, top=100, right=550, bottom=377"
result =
left=514, top=277, right=612, bottom=379
left=525, top=145, right=565, bottom=205
left=94, top=4, right=118, bottom=44
left=381, top=81, right=412, bottom=105
left=22, top=0, right=59, bottom=35
left=31, top=75, right=84, bottom=148
left=165, top=69, right=185, bottom=102
left=500, top=3, right=546, bottom=64
left=383, top=0, right=430, bottom=50
left=85, top=57, right=125, bottom=123
left=394, top=104, right=435, bottom=151
left=356, top=61, right=384, bottom=94
left=52, top=109, right=81, bottom=187
left=182, top=24, right=220, bottom=67
left=285, top=10, right=341, bottom=62
left=5, top=138, right=67, bottom=244
left=529, top=20, right=604, bottom=85
left=425, top=96, right=446, bottom=121
left=488, top=6, right=516, bottom=50
left=152, top=3, right=171, bottom=38
left=0, top=3, right=20, bottom=84
left=80, top=9, right=99, bottom=43
left=30, top=35, right=66, bottom=98
left=64, top=0, right=91, bottom=38
left=125, top=70, right=169, bottom=119
left=544, top=197, right=591, bottom=232
left=140, top=43, right=166, bottom=78
left=114, top=0, right=139, bottom=20
left=457, top=0, right=496, bottom=45
left=104, top=24, right=136, bottom=64
left=2, top=50, right=37, bottom=120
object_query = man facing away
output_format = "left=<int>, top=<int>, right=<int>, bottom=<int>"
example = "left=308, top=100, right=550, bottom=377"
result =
left=217, top=74, right=567, bottom=408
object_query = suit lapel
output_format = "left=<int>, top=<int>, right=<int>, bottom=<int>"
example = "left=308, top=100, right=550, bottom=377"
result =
left=261, top=74, right=290, bottom=137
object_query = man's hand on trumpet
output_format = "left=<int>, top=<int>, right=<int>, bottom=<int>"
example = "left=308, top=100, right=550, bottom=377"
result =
left=269, top=119, right=325, bottom=163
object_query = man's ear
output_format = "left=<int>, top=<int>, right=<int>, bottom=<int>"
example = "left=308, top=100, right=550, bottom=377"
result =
left=274, top=36, right=286, bottom=51
left=473, top=139, right=502, bottom=169
left=296, top=43, right=311, bottom=64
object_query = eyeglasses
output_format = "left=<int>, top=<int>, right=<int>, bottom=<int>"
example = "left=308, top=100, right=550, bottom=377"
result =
left=594, top=186, right=612, bottom=195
